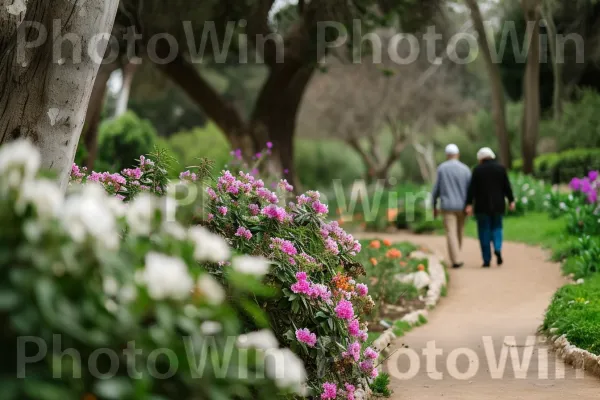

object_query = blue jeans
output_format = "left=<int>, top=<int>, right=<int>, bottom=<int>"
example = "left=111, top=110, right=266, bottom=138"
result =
left=476, top=214, right=503, bottom=264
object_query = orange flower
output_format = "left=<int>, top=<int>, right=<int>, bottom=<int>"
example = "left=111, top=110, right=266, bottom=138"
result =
left=399, top=261, right=407, bottom=267
left=387, top=208, right=399, bottom=221
left=370, top=257, right=378, bottom=266
left=354, top=213, right=363, bottom=221
left=417, top=264, right=426, bottom=271
left=369, top=240, right=381, bottom=249
left=337, top=219, right=344, bottom=225
left=383, top=239, right=392, bottom=247
left=332, top=273, right=353, bottom=292
left=386, top=248, right=402, bottom=259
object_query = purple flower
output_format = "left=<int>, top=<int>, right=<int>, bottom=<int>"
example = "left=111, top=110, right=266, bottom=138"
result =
left=324, top=237, right=339, bottom=255
left=588, top=170, right=599, bottom=181
left=295, top=328, right=317, bottom=347
left=364, top=347, right=378, bottom=360
left=312, top=201, right=329, bottom=215
left=569, top=177, right=581, bottom=191
left=266, top=141, right=273, bottom=149
left=270, top=237, right=298, bottom=256
left=359, top=359, right=373, bottom=372
left=248, top=204, right=260, bottom=216
left=217, top=206, right=228, bottom=216
left=348, top=319, right=361, bottom=336
left=261, top=204, right=288, bottom=223
left=581, top=178, right=592, bottom=194
left=587, top=190, right=598, bottom=204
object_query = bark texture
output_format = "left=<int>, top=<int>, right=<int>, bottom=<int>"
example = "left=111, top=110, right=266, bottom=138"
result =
left=521, top=0, right=542, bottom=174
left=465, top=0, right=512, bottom=168
left=0, top=0, right=119, bottom=189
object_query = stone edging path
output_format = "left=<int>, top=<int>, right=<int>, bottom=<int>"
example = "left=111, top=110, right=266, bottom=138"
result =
left=363, top=232, right=600, bottom=400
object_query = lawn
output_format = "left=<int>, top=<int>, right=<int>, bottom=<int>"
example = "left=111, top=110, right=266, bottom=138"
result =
left=461, top=212, right=568, bottom=248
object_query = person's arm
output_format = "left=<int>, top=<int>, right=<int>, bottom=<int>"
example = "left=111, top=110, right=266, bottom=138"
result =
left=465, top=168, right=476, bottom=214
left=503, top=168, right=515, bottom=209
left=431, top=167, right=441, bottom=210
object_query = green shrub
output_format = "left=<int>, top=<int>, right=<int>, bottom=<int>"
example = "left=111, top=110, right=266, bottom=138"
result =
left=544, top=274, right=600, bottom=355
left=370, top=372, right=392, bottom=397
left=295, top=139, right=365, bottom=190
left=96, top=111, right=158, bottom=172
left=0, top=141, right=298, bottom=399
left=515, top=148, right=600, bottom=184
left=163, top=123, right=231, bottom=177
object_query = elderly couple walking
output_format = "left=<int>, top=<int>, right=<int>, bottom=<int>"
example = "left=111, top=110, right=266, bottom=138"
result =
left=432, top=144, right=515, bottom=268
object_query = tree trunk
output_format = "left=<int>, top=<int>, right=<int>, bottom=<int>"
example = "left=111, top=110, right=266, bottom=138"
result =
left=465, top=0, right=513, bottom=168
left=250, top=66, right=314, bottom=191
left=83, top=62, right=118, bottom=170
left=521, top=1, right=542, bottom=174
left=541, top=6, right=563, bottom=120
left=0, top=0, right=119, bottom=189
left=114, top=62, right=138, bottom=118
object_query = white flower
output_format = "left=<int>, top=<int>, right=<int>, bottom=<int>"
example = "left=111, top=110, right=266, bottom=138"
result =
left=576, top=278, right=585, bottom=285
left=106, top=196, right=127, bottom=218
left=103, top=276, right=119, bottom=296
left=104, top=299, right=118, bottom=313
left=196, top=274, right=226, bottom=305
left=232, top=255, right=270, bottom=276
left=0, top=139, right=40, bottom=186
left=142, top=252, right=194, bottom=300
left=200, top=321, right=222, bottom=335
left=237, top=329, right=279, bottom=350
left=61, top=183, right=119, bottom=249
left=559, top=202, right=567, bottom=210
left=265, top=348, right=307, bottom=394
left=188, top=226, right=230, bottom=262
left=529, top=189, right=536, bottom=196
left=522, top=184, right=529, bottom=191
left=119, top=284, right=137, bottom=303
left=521, top=197, right=528, bottom=204
left=163, top=221, right=187, bottom=240
left=15, top=179, right=63, bottom=219
left=126, top=193, right=156, bottom=236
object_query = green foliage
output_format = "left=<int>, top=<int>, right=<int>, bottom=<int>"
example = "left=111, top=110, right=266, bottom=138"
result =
left=514, top=148, right=600, bottom=184
left=295, top=139, right=365, bottom=190
left=160, top=123, right=232, bottom=178
left=96, top=111, right=158, bottom=172
left=566, top=202, right=600, bottom=236
left=370, top=372, right=392, bottom=397
left=0, top=141, right=294, bottom=399
left=509, top=173, right=553, bottom=217
left=541, top=90, right=600, bottom=151
left=543, top=274, right=600, bottom=355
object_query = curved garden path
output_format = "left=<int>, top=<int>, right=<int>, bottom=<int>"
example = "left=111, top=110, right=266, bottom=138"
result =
left=360, top=232, right=600, bottom=399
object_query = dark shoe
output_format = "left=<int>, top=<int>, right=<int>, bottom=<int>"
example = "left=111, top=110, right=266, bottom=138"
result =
left=482, top=263, right=490, bottom=268
left=495, top=251, right=503, bottom=266
left=452, top=263, right=464, bottom=269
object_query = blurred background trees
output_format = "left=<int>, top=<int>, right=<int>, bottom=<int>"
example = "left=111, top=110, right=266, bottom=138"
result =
left=77, top=0, right=600, bottom=191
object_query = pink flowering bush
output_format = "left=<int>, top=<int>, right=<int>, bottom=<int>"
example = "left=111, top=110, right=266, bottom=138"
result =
left=201, top=168, right=379, bottom=397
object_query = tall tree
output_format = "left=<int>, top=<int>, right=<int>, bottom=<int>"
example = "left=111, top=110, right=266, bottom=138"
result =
left=464, top=0, right=513, bottom=168
left=521, top=0, right=542, bottom=174
left=0, top=0, right=119, bottom=188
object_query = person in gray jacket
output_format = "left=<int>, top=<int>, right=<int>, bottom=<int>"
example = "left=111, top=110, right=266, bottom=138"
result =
left=432, top=144, right=472, bottom=268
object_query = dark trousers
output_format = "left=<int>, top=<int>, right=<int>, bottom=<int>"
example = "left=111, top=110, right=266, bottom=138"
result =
left=475, top=214, right=503, bottom=264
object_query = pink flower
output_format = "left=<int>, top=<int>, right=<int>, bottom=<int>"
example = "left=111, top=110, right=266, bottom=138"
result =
left=256, top=188, right=278, bottom=203
left=270, top=238, right=298, bottom=256
left=370, top=368, right=379, bottom=378
left=206, top=187, right=217, bottom=200
left=312, top=200, right=329, bottom=215
left=296, top=271, right=308, bottom=281
left=344, top=383, right=356, bottom=400
left=248, top=204, right=260, bottom=216
left=359, top=359, right=373, bottom=372
left=291, top=280, right=311, bottom=294
left=364, top=347, right=378, bottom=360
left=342, top=341, right=361, bottom=361
left=348, top=319, right=361, bottom=337
left=179, top=170, right=197, bottom=182
left=235, top=226, right=252, bottom=240
left=325, top=237, right=339, bottom=255
left=321, top=382, right=337, bottom=400
left=279, top=179, right=294, bottom=192
left=115, top=194, right=125, bottom=201
left=207, top=213, right=214, bottom=221
left=295, top=328, right=317, bottom=347
left=355, top=284, right=368, bottom=297
left=358, top=330, right=368, bottom=342
left=217, top=206, right=228, bottom=216
left=335, top=299, right=354, bottom=321
left=308, top=284, right=332, bottom=302
left=261, top=204, right=288, bottom=223
left=266, top=141, right=273, bottom=149
left=296, top=194, right=311, bottom=205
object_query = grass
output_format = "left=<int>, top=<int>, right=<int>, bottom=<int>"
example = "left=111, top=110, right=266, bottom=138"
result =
left=460, top=212, right=568, bottom=248
left=543, top=274, right=600, bottom=355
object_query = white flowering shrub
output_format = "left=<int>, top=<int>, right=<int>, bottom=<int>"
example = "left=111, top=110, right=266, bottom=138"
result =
left=509, top=173, right=552, bottom=217
left=0, top=141, right=307, bottom=400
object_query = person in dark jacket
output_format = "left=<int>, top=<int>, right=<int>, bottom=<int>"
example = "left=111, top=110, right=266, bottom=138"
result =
left=465, top=147, right=515, bottom=267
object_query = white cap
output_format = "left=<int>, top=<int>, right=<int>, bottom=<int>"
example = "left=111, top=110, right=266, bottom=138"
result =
left=445, top=144, right=459, bottom=155
left=477, top=147, right=496, bottom=160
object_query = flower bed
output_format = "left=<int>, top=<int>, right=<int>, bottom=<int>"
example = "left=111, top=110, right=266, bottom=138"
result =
left=0, top=141, right=305, bottom=399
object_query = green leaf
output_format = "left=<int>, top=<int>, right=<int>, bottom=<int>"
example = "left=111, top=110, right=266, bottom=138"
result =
left=0, top=289, right=20, bottom=310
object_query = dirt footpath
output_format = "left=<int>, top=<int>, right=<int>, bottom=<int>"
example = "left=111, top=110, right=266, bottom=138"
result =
left=360, top=232, right=600, bottom=400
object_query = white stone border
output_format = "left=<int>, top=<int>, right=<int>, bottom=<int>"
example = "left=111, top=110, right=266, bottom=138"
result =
left=546, top=329, right=600, bottom=377
left=371, top=250, right=447, bottom=354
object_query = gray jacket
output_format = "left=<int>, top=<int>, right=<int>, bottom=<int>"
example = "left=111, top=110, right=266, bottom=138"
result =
left=432, top=159, right=472, bottom=211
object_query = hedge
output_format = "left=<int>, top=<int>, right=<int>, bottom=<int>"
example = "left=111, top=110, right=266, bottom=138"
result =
left=513, top=148, right=600, bottom=184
